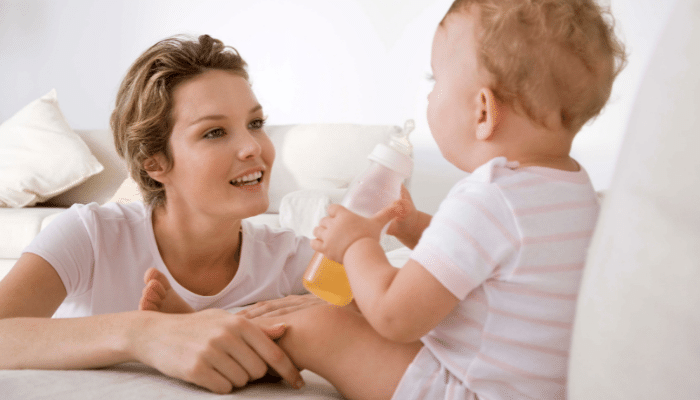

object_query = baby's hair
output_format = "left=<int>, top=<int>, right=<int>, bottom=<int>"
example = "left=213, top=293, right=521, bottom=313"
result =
left=444, top=0, right=626, bottom=133
left=110, top=34, right=248, bottom=208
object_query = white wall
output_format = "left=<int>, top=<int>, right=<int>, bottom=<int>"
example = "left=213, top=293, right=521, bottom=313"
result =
left=0, top=0, right=678, bottom=213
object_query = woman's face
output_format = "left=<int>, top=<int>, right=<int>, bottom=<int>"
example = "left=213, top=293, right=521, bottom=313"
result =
left=155, top=69, right=275, bottom=219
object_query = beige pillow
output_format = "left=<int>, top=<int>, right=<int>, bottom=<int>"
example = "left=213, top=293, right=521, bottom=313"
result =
left=0, top=90, right=104, bottom=207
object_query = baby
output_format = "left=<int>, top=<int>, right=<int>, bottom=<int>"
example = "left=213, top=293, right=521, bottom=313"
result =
left=142, top=1, right=626, bottom=398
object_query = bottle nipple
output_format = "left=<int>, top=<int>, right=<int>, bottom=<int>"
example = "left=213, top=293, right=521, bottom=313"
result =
left=389, top=119, right=414, bottom=156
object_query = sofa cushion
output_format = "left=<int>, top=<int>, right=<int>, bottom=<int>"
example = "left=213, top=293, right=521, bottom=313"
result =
left=0, top=207, right=65, bottom=259
left=0, top=90, right=104, bottom=208
left=568, top=0, right=700, bottom=398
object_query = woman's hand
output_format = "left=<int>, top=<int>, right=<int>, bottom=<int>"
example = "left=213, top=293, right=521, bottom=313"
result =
left=236, top=294, right=326, bottom=319
left=311, top=201, right=406, bottom=263
left=132, top=309, right=304, bottom=394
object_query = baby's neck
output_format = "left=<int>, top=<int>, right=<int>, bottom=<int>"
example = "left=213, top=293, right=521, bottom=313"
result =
left=495, top=109, right=578, bottom=171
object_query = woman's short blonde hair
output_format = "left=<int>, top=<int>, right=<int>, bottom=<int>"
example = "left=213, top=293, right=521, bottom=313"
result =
left=110, top=34, right=248, bottom=208
left=444, top=0, right=627, bottom=133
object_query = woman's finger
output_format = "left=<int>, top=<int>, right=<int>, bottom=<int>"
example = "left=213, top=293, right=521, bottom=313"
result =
left=238, top=295, right=316, bottom=319
left=242, top=321, right=305, bottom=389
left=204, top=349, right=251, bottom=389
left=220, top=335, right=269, bottom=384
left=180, top=358, right=235, bottom=394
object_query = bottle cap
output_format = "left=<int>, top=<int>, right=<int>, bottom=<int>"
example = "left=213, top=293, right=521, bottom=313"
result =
left=368, top=143, right=413, bottom=178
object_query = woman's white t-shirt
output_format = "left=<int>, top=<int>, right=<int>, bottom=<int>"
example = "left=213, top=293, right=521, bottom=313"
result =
left=23, top=202, right=314, bottom=318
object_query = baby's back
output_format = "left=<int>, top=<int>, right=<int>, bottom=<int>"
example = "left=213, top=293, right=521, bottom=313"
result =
left=418, top=157, right=599, bottom=399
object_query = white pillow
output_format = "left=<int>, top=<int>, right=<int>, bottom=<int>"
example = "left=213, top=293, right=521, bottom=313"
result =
left=279, top=189, right=406, bottom=252
left=279, top=189, right=342, bottom=238
left=0, top=90, right=104, bottom=207
left=265, top=123, right=411, bottom=213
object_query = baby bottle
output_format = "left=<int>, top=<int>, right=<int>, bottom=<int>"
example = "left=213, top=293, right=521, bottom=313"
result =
left=303, top=120, right=414, bottom=306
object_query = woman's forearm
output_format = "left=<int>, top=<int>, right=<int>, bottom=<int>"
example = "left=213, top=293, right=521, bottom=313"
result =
left=0, top=309, right=306, bottom=394
left=0, top=312, right=142, bottom=370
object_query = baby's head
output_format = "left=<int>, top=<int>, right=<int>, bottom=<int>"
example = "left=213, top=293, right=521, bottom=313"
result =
left=111, top=34, right=248, bottom=208
left=441, top=0, right=626, bottom=134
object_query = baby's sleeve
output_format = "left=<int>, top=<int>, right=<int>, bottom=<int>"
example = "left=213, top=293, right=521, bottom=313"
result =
left=410, top=184, right=518, bottom=300
left=22, top=204, right=95, bottom=297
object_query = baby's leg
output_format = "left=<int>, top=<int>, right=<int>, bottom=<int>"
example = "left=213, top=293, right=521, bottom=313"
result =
left=139, top=267, right=194, bottom=313
left=262, top=304, right=422, bottom=400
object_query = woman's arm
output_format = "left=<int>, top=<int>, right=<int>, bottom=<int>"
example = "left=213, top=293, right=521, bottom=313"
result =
left=0, top=253, right=132, bottom=369
left=0, top=253, right=304, bottom=393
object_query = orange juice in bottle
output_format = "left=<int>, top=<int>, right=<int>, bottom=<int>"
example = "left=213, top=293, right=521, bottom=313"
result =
left=303, top=252, right=353, bottom=306
left=302, top=120, right=414, bottom=307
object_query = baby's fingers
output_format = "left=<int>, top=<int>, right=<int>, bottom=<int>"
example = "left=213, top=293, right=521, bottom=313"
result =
left=326, top=203, right=345, bottom=217
left=310, top=237, right=324, bottom=252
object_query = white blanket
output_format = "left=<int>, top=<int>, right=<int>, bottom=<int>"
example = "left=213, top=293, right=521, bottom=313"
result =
left=0, top=364, right=342, bottom=399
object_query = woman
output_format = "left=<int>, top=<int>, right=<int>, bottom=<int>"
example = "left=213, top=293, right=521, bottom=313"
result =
left=0, top=34, right=314, bottom=393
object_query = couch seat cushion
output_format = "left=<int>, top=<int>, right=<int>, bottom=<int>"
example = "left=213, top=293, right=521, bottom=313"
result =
left=0, top=207, right=65, bottom=258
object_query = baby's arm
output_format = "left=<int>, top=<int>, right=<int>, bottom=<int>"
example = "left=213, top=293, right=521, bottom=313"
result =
left=344, top=239, right=459, bottom=342
left=312, top=205, right=459, bottom=342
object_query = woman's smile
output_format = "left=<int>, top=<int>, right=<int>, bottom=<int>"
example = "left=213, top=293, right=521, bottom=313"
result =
left=230, top=169, right=265, bottom=190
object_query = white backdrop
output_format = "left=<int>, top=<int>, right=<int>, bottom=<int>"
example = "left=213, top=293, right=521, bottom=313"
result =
left=0, top=0, right=679, bottom=212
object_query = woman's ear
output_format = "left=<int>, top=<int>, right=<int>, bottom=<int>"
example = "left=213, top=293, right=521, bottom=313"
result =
left=475, top=88, right=500, bottom=141
left=144, top=154, right=168, bottom=183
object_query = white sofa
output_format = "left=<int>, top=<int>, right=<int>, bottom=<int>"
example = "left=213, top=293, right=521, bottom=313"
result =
left=568, top=0, right=700, bottom=398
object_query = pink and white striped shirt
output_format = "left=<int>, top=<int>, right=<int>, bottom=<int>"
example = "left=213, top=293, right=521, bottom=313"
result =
left=409, top=157, right=599, bottom=400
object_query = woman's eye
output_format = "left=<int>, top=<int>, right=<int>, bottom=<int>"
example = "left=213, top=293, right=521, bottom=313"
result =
left=249, top=118, right=267, bottom=130
left=203, top=128, right=226, bottom=139
left=425, top=73, right=435, bottom=83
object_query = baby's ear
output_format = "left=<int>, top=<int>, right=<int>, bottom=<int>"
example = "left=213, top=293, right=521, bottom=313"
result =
left=144, top=154, right=168, bottom=183
left=475, top=88, right=499, bottom=141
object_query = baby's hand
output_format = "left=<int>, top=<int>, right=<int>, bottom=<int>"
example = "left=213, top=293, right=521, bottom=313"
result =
left=386, top=185, right=418, bottom=237
left=311, top=202, right=405, bottom=263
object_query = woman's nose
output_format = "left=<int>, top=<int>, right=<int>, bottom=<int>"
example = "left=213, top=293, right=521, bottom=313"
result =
left=236, top=131, right=262, bottom=159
